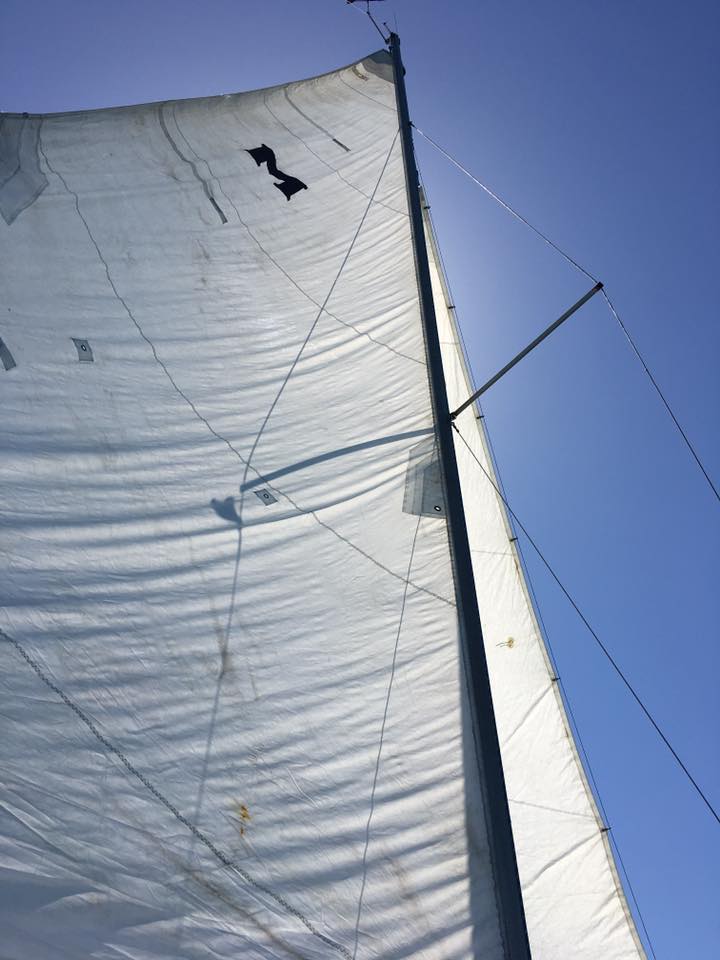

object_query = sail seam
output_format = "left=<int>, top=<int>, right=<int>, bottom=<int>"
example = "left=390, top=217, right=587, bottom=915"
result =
left=0, top=627, right=353, bottom=959
left=522, top=832, right=597, bottom=893
left=507, top=798, right=595, bottom=821
left=499, top=684, right=553, bottom=749
left=338, top=73, right=396, bottom=114
left=283, top=86, right=350, bottom=151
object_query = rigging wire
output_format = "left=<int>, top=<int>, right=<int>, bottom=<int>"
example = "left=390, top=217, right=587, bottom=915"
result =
left=345, top=0, right=390, bottom=43
left=483, top=422, right=658, bottom=960
left=608, top=830, right=659, bottom=960
left=413, top=124, right=598, bottom=284
left=482, top=411, right=657, bottom=957
left=451, top=421, right=720, bottom=829
left=602, top=286, right=720, bottom=503
left=414, top=123, right=719, bottom=504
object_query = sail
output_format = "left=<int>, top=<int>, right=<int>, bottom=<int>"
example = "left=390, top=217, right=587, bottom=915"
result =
left=424, top=207, right=646, bottom=958
left=0, top=44, right=645, bottom=959
left=0, top=52, right=509, bottom=959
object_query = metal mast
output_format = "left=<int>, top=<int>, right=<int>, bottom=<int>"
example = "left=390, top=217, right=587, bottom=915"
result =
left=388, top=32, right=532, bottom=960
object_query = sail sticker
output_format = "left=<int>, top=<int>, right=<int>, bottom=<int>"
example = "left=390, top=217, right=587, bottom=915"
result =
left=402, top=437, right=446, bottom=519
left=71, top=338, right=94, bottom=362
left=0, top=337, right=16, bottom=371
left=246, top=144, right=308, bottom=201
left=254, top=488, right=278, bottom=506
left=0, top=115, right=49, bottom=225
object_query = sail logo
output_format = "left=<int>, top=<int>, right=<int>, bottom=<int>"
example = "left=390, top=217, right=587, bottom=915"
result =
left=246, top=144, right=308, bottom=201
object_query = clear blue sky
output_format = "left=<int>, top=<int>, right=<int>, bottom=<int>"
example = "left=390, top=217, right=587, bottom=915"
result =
left=2, top=2, right=718, bottom=956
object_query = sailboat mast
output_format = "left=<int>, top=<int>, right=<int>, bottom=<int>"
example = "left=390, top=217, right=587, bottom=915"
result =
left=388, top=33, right=531, bottom=960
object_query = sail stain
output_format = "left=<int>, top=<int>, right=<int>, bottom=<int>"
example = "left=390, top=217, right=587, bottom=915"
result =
left=232, top=801, right=252, bottom=837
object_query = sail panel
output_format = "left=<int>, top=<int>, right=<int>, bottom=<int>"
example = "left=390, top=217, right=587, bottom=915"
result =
left=424, top=205, right=646, bottom=959
left=0, top=55, right=507, bottom=959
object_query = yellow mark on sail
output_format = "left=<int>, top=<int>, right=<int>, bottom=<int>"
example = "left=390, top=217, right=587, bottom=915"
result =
left=231, top=801, right=252, bottom=837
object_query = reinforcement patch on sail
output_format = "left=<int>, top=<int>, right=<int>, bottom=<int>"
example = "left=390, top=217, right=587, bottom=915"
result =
left=403, top=436, right=446, bottom=518
left=0, top=336, right=16, bottom=370
left=0, top=51, right=508, bottom=960
left=71, top=337, right=94, bottom=361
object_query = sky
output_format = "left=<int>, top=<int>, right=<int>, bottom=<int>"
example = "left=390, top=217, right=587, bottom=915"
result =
left=2, top=1, right=718, bottom=957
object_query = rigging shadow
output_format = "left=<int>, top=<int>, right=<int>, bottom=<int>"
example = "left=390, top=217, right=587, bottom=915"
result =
left=185, top=496, right=245, bottom=873
left=238, top=428, right=432, bottom=492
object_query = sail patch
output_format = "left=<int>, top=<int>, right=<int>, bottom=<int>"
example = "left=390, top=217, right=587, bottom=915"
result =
left=254, top=488, right=278, bottom=506
left=0, top=336, right=16, bottom=371
left=403, top=437, right=446, bottom=518
left=71, top=338, right=94, bottom=362
left=0, top=115, right=48, bottom=225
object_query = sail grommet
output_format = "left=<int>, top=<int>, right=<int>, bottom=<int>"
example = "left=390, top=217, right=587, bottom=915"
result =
left=71, top=338, right=94, bottom=362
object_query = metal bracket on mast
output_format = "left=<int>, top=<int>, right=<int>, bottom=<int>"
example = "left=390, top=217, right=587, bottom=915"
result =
left=450, top=281, right=603, bottom=420
left=389, top=32, right=532, bottom=960
left=346, top=0, right=390, bottom=42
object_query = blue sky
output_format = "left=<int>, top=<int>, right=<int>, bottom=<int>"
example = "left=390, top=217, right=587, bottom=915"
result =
left=2, top=1, right=718, bottom=956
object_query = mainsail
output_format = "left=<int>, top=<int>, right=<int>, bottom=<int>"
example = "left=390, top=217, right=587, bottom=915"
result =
left=1, top=42, right=643, bottom=959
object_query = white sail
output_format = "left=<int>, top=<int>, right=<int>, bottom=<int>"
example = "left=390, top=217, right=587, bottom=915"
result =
left=424, top=207, right=646, bottom=959
left=0, top=47, right=644, bottom=959
left=0, top=53, right=507, bottom=960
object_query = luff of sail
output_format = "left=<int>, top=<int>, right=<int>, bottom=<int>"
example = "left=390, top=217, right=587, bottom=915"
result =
left=0, top=48, right=644, bottom=959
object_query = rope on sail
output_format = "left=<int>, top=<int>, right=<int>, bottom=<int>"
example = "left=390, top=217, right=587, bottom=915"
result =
left=451, top=422, right=720, bottom=829
left=414, top=124, right=719, bottom=505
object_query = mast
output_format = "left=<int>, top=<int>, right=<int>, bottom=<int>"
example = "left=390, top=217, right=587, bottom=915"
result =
left=388, top=33, right=532, bottom=960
